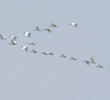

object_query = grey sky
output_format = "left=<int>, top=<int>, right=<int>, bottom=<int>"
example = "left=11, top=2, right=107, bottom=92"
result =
left=0, top=0, right=110, bottom=100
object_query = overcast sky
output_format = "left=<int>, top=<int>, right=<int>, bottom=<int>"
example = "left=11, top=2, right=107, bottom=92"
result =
left=0, top=0, right=110, bottom=100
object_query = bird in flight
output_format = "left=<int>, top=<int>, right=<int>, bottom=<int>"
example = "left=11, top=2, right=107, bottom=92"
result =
left=83, top=60, right=91, bottom=65
left=42, top=52, right=48, bottom=55
left=49, top=23, right=58, bottom=28
left=21, top=45, right=29, bottom=52
left=69, top=22, right=78, bottom=27
left=70, top=56, right=77, bottom=61
left=44, top=28, right=52, bottom=33
left=96, top=64, right=103, bottom=68
left=30, top=49, right=37, bottom=54
left=48, top=52, right=54, bottom=56
left=9, top=35, right=17, bottom=41
left=24, top=32, right=31, bottom=38
left=60, top=54, right=68, bottom=58
left=8, top=39, right=17, bottom=45
left=27, top=42, right=36, bottom=46
left=33, top=26, right=42, bottom=32
left=0, top=33, right=6, bottom=40
left=90, top=57, right=96, bottom=64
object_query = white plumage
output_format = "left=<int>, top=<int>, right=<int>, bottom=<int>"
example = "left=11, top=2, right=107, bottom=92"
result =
left=49, top=23, right=58, bottom=28
left=24, top=32, right=31, bottom=38
left=27, top=42, right=36, bottom=46
left=9, top=40, right=17, bottom=45
left=30, top=49, right=37, bottom=54
left=34, top=26, right=42, bottom=31
left=90, top=57, right=96, bottom=64
left=60, top=54, right=67, bottom=58
left=83, top=60, right=91, bottom=65
left=96, top=64, right=103, bottom=68
left=9, top=35, right=17, bottom=40
left=21, top=46, right=29, bottom=52
left=69, top=22, right=77, bottom=27
left=0, top=33, right=6, bottom=40
left=70, top=56, right=77, bottom=60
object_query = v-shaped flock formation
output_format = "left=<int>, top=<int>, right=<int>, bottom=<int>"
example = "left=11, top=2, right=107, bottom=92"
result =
left=0, top=22, right=107, bottom=70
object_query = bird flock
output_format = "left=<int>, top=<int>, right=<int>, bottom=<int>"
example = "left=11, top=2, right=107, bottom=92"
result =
left=0, top=22, right=106, bottom=70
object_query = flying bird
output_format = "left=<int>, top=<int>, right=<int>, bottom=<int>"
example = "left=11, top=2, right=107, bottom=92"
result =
left=49, top=23, right=58, bottom=28
left=70, top=56, right=77, bottom=61
left=83, top=60, right=91, bottom=66
left=48, top=52, right=54, bottom=56
left=9, top=35, right=17, bottom=41
left=69, top=22, right=78, bottom=27
left=21, top=46, right=29, bottom=52
left=33, top=26, right=42, bottom=31
left=44, top=28, right=52, bottom=33
left=96, top=64, right=103, bottom=68
left=42, top=52, right=48, bottom=55
left=8, top=40, right=17, bottom=45
left=27, top=42, right=36, bottom=46
left=90, top=57, right=96, bottom=64
left=0, top=33, right=6, bottom=40
left=30, top=49, right=37, bottom=54
left=60, top=54, right=68, bottom=58
left=24, top=32, right=31, bottom=38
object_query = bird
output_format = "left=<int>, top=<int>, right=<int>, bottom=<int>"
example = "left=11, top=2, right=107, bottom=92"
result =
left=33, top=26, right=42, bottom=31
left=24, top=32, right=31, bottom=38
left=60, top=54, right=68, bottom=58
left=8, top=40, right=17, bottom=45
left=27, top=42, right=36, bottom=46
left=48, top=52, right=54, bottom=56
left=49, top=23, right=58, bottom=28
left=90, top=57, right=96, bottom=64
left=96, top=64, right=103, bottom=68
left=42, top=52, right=48, bottom=55
left=21, top=46, right=29, bottom=52
left=83, top=60, right=91, bottom=66
left=0, top=33, right=6, bottom=40
left=9, top=35, right=17, bottom=41
left=30, top=49, right=37, bottom=54
left=69, top=22, right=78, bottom=27
left=70, top=56, right=77, bottom=61
left=44, top=28, right=52, bottom=33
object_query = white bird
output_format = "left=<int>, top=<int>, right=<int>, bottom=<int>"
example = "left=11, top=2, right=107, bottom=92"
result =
left=48, top=52, right=54, bottom=56
left=69, top=22, right=78, bottom=27
left=60, top=54, right=68, bottom=58
left=96, top=64, right=103, bottom=68
left=9, top=40, right=17, bottom=45
left=83, top=60, right=91, bottom=66
left=0, top=33, right=6, bottom=40
left=42, top=52, right=48, bottom=55
left=9, top=35, right=17, bottom=40
left=21, top=46, right=29, bottom=52
left=90, top=57, right=96, bottom=64
left=24, top=32, right=31, bottom=38
left=30, top=49, right=37, bottom=54
left=70, top=56, right=77, bottom=61
left=44, top=28, right=52, bottom=33
left=27, top=42, right=36, bottom=46
left=33, top=26, right=42, bottom=31
left=49, top=23, right=58, bottom=28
